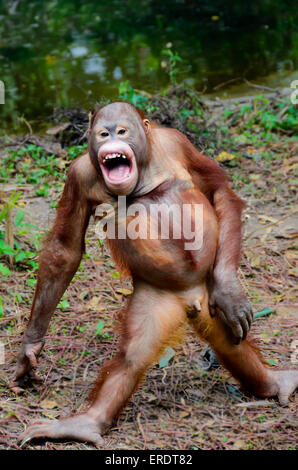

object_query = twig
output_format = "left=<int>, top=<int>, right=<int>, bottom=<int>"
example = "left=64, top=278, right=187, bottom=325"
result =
left=23, top=118, right=33, bottom=135
left=243, top=79, right=278, bottom=93
left=136, top=412, right=147, bottom=448
left=213, top=77, right=242, bottom=91
left=245, top=214, right=291, bottom=240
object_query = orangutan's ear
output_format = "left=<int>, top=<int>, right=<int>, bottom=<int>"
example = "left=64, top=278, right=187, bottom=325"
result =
left=88, top=109, right=98, bottom=134
left=143, top=119, right=151, bottom=134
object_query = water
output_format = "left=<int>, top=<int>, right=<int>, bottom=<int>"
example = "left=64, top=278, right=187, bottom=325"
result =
left=0, top=0, right=297, bottom=133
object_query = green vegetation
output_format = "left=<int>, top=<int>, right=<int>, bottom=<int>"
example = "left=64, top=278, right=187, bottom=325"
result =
left=0, top=191, right=39, bottom=277
left=0, top=142, right=87, bottom=281
left=0, top=0, right=297, bottom=131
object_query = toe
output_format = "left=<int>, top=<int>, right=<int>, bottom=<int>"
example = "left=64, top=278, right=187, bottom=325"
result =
left=28, top=370, right=43, bottom=382
left=10, top=385, right=25, bottom=394
left=19, top=426, right=45, bottom=447
left=278, top=394, right=289, bottom=407
left=18, top=420, right=56, bottom=446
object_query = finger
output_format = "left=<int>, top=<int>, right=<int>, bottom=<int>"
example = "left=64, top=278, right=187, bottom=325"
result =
left=246, top=310, right=252, bottom=328
left=240, top=316, right=249, bottom=341
left=248, top=307, right=254, bottom=326
left=231, top=327, right=242, bottom=344
left=228, top=315, right=244, bottom=343
left=217, top=310, right=243, bottom=344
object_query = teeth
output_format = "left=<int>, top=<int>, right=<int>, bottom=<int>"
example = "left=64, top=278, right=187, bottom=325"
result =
left=103, top=153, right=127, bottom=163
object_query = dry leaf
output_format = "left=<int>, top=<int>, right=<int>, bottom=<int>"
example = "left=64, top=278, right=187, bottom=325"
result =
left=117, top=288, right=133, bottom=296
left=258, top=214, right=277, bottom=223
left=179, top=411, right=190, bottom=419
left=42, top=410, right=60, bottom=419
left=114, top=293, right=123, bottom=300
left=232, top=439, right=246, bottom=450
left=285, top=250, right=297, bottom=261
left=216, top=151, right=236, bottom=162
left=87, top=296, right=103, bottom=311
left=251, top=255, right=261, bottom=267
left=204, top=419, right=215, bottom=426
left=40, top=399, right=58, bottom=409
left=57, top=159, right=68, bottom=169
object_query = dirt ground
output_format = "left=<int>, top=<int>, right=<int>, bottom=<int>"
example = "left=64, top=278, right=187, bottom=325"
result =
left=0, top=129, right=297, bottom=450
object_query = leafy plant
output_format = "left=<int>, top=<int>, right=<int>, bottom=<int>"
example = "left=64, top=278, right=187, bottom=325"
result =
left=162, top=48, right=183, bottom=84
left=0, top=191, right=39, bottom=274
left=118, top=81, right=148, bottom=109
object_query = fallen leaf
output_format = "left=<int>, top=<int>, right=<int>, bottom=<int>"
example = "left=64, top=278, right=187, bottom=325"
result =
left=114, top=293, right=122, bottom=300
left=96, top=320, right=105, bottom=336
left=250, top=255, right=261, bottom=267
left=216, top=151, right=236, bottom=162
left=282, top=162, right=298, bottom=173
left=204, top=419, right=215, bottom=427
left=267, top=359, right=278, bottom=365
left=40, top=399, right=58, bottom=409
left=179, top=411, right=190, bottom=419
left=87, top=296, right=103, bottom=310
left=42, top=410, right=60, bottom=419
left=257, top=334, right=271, bottom=344
left=159, top=347, right=175, bottom=368
left=232, top=439, right=246, bottom=450
left=254, top=307, right=275, bottom=319
left=258, top=214, right=278, bottom=223
left=57, top=159, right=68, bottom=169
left=117, top=288, right=133, bottom=296
left=285, top=250, right=297, bottom=261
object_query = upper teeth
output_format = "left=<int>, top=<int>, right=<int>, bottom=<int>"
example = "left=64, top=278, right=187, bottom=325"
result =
left=103, top=153, right=126, bottom=162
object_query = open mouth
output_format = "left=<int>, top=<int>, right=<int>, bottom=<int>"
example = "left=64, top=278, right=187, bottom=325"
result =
left=98, top=141, right=138, bottom=194
left=102, top=153, right=132, bottom=182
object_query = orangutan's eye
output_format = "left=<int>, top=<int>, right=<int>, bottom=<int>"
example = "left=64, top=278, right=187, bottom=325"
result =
left=118, top=128, right=126, bottom=135
left=100, top=131, right=109, bottom=138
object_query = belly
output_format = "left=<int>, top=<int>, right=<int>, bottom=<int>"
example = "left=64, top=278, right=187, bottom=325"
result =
left=107, top=184, right=218, bottom=290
